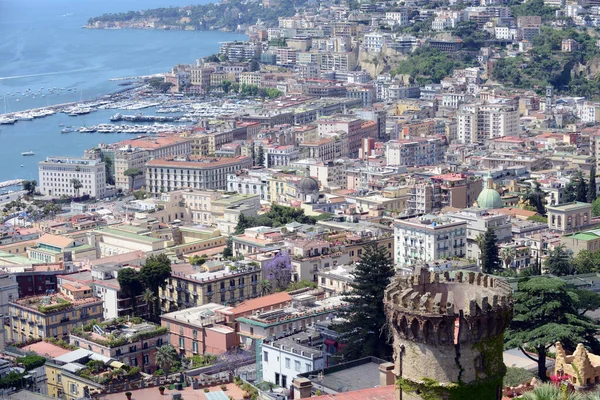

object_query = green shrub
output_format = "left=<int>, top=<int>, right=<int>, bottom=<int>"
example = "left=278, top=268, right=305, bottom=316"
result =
left=16, top=355, right=46, bottom=371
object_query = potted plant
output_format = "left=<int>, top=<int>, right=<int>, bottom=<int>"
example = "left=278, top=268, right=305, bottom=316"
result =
left=159, top=386, right=165, bottom=395
left=125, top=392, right=132, bottom=400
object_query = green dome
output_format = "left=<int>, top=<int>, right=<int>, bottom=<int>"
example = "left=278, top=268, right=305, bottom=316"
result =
left=476, top=188, right=503, bottom=209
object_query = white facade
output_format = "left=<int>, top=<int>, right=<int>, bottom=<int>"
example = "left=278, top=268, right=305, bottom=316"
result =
left=385, top=10, right=409, bottom=26
left=262, top=339, right=325, bottom=389
left=456, top=103, right=519, bottom=144
left=39, top=156, right=106, bottom=198
left=363, top=32, right=393, bottom=52
left=494, top=26, right=518, bottom=40
left=227, top=170, right=271, bottom=201
left=394, top=215, right=467, bottom=267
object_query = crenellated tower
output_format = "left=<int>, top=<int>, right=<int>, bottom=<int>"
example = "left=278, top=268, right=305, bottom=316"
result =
left=384, top=268, right=513, bottom=400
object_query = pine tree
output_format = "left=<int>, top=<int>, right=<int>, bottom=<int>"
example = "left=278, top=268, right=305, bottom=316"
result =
left=334, top=243, right=395, bottom=361
left=588, top=166, right=597, bottom=203
left=478, top=227, right=501, bottom=274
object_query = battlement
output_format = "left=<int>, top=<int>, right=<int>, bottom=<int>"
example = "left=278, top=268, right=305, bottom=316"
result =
left=384, top=267, right=513, bottom=346
left=385, top=267, right=512, bottom=317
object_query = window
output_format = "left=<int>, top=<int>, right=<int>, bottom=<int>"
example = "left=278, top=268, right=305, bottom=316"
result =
left=263, top=351, right=269, bottom=362
left=193, top=329, right=198, bottom=338
left=57, top=374, right=62, bottom=384
left=70, top=383, right=77, bottom=395
left=306, top=363, right=311, bottom=372
left=294, top=361, right=300, bottom=372
left=179, top=337, right=185, bottom=349
left=275, top=373, right=280, bottom=386
left=143, top=354, right=149, bottom=365
left=285, top=358, right=290, bottom=368
left=192, top=341, right=198, bottom=353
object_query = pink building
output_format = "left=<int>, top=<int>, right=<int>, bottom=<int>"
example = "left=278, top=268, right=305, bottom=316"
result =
left=161, top=304, right=237, bottom=356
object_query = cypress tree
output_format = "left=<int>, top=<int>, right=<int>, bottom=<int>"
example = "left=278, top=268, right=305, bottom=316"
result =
left=576, top=171, right=588, bottom=202
left=588, top=166, right=597, bottom=203
left=334, top=243, right=395, bottom=361
left=478, top=227, right=501, bottom=274
left=256, top=145, right=265, bottom=167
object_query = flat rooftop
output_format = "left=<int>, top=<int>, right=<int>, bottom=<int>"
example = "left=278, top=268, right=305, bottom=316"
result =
left=302, top=357, right=387, bottom=393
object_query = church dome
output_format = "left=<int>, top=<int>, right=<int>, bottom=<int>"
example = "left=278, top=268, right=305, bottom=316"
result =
left=476, top=173, right=503, bottom=209
left=297, top=176, right=319, bottom=193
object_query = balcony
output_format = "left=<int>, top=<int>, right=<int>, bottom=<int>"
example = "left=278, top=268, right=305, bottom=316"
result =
left=220, top=288, right=226, bottom=293
left=60, top=317, right=70, bottom=323
left=228, top=286, right=235, bottom=291
left=166, top=284, right=173, bottom=289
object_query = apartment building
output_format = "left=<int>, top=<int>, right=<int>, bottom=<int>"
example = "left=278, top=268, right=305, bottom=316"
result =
left=38, top=156, right=106, bottom=198
left=159, top=262, right=262, bottom=313
left=145, top=156, right=253, bottom=194
left=227, top=169, right=272, bottom=201
left=219, top=41, right=262, bottom=61
left=161, top=303, right=236, bottom=356
left=385, top=137, right=446, bottom=167
left=8, top=283, right=103, bottom=342
left=456, top=103, right=519, bottom=144
left=394, top=215, right=467, bottom=267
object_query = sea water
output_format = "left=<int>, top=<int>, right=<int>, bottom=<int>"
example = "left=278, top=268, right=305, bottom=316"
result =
left=0, top=0, right=246, bottom=182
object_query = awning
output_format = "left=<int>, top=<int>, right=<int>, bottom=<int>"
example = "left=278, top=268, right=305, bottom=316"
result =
left=110, top=361, right=125, bottom=369
left=324, top=338, right=336, bottom=346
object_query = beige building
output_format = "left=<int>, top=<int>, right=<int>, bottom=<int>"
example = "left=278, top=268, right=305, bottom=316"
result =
left=547, top=201, right=592, bottom=234
left=145, top=156, right=253, bottom=194
left=457, top=103, right=519, bottom=144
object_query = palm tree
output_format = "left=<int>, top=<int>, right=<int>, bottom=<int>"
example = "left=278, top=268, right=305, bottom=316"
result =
left=142, top=288, right=156, bottom=321
left=70, top=178, right=82, bottom=197
left=259, top=279, right=272, bottom=296
left=155, top=344, right=178, bottom=377
left=500, top=246, right=516, bottom=270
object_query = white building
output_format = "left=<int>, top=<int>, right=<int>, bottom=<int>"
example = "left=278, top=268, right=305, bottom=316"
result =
left=264, top=145, right=301, bottom=168
left=394, top=215, right=467, bottom=267
left=456, top=103, right=519, bottom=144
left=363, top=32, right=393, bottom=52
left=262, top=335, right=326, bottom=390
left=385, top=10, right=410, bottom=26
left=227, top=170, right=272, bottom=201
left=39, top=156, right=106, bottom=198
left=494, top=26, right=518, bottom=40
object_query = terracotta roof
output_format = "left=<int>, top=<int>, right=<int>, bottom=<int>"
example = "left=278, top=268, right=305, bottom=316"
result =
left=118, top=135, right=191, bottom=150
left=38, top=234, right=73, bottom=249
left=222, top=292, right=292, bottom=316
left=61, top=282, right=91, bottom=292
left=492, top=207, right=538, bottom=218
left=311, top=385, right=395, bottom=400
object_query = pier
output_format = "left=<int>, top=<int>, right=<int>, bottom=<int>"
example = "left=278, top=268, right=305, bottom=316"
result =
left=0, top=180, right=24, bottom=189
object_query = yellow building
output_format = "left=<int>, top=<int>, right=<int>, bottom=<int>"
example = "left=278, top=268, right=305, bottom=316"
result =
left=27, top=234, right=97, bottom=264
left=160, top=262, right=262, bottom=312
left=8, top=285, right=103, bottom=342
left=46, top=350, right=112, bottom=400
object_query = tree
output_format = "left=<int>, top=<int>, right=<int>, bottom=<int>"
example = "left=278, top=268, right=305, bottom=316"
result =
left=523, top=182, right=547, bottom=215
left=505, top=277, right=600, bottom=380
left=256, top=145, right=265, bottom=167
left=248, top=59, right=260, bottom=72
left=334, top=243, right=395, bottom=360
left=142, top=288, right=157, bottom=321
left=117, top=268, right=144, bottom=314
left=589, top=166, right=597, bottom=203
left=544, top=244, right=575, bottom=276
left=70, top=178, right=83, bottom=197
left=477, top=227, right=502, bottom=274
left=101, top=154, right=115, bottom=185
left=221, top=80, right=232, bottom=94
left=593, top=197, right=600, bottom=217
left=571, top=289, right=600, bottom=316
left=573, top=250, right=600, bottom=274
left=156, top=344, right=178, bottom=377
left=123, top=168, right=143, bottom=191
left=259, top=279, right=272, bottom=295
left=22, top=180, right=37, bottom=196
left=223, top=237, right=233, bottom=258
left=500, top=246, right=516, bottom=270
left=577, top=171, right=589, bottom=203
left=264, top=251, right=292, bottom=291
left=140, top=254, right=172, bottom=315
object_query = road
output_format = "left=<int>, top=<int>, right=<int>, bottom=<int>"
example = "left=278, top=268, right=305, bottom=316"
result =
left=0, top=190, right=26, bottom=206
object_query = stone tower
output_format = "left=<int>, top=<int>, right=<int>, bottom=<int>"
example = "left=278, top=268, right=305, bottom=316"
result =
left=384, top=268, right=513, bottom=400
